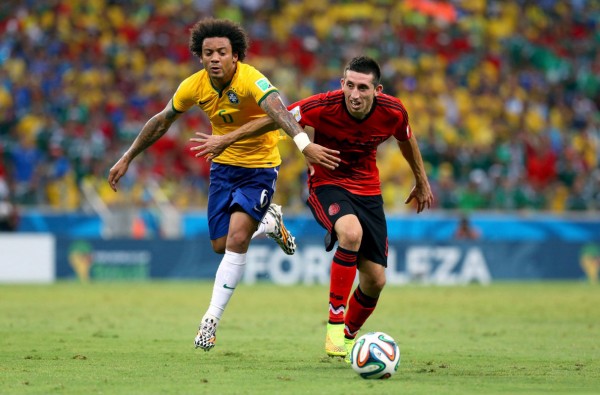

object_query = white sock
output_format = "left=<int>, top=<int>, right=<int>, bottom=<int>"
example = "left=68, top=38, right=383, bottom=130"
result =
left=206, top=250, right=246, bottom=320
left=252, top=212, right=274, bottom=238
left=252, top=222, right=266, bottom=239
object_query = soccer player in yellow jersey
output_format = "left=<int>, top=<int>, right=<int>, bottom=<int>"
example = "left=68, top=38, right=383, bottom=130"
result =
left=107, top=18, right=340, bottom=351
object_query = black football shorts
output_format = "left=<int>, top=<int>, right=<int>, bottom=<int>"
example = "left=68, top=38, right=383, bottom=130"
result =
left=307, top=185, right=388, bottom=267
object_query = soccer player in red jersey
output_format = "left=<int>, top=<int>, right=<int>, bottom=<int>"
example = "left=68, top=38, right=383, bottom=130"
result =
left=191, top=56, right=433, bottom=360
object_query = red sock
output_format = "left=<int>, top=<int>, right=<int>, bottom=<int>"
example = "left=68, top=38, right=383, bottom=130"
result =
left=328, top=247, right=358, bottom=325
left=344, top=286, right=378, bottom=338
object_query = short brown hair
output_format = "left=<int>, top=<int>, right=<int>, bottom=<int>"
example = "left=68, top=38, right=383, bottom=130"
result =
left=344, top=56, right=381, bottom=86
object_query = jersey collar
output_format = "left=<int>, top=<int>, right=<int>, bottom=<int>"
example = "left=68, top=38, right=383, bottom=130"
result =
left=209, top=63, right=239, bottom=97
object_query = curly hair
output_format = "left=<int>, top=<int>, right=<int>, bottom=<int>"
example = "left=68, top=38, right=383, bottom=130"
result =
left=189, top=18, right=249, bottom=61
left=344, top=56, right=381, bottom=86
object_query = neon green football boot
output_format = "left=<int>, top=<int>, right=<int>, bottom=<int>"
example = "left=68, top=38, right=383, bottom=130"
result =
left=325, top=323, right=346, bottom=357
left=344, top=337, right=356, bottom=364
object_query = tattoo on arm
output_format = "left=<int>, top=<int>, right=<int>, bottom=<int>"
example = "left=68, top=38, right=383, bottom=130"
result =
left=261, top=93, right=303, bottom=138
left=126, top=105, right=180, bottom=159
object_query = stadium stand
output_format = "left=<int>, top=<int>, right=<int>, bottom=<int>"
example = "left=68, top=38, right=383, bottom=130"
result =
left=0, top=0, right=598, bottom=215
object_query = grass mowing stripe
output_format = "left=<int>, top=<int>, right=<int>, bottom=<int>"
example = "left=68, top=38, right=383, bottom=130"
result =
left=0, top=281, right=598, bottom=394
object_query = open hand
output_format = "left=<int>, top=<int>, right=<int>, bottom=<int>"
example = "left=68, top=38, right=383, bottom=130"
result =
left=405, top=183, right=434, bottom=213
left=108, top=156, right=130, bottom=192
left=189, top=132, right=231, bottom=161
left=302, top=143, right=340, bottom=171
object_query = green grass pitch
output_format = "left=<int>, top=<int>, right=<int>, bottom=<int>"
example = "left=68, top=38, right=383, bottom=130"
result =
left=1, top=281, right=599, bottom=394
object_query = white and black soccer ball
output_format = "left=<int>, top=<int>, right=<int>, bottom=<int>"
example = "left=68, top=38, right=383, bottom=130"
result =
left=350, top=331, right=401, bottom=379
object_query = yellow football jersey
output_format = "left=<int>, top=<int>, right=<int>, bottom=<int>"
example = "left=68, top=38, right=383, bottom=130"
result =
left=172, top=62, right=281, bottom=168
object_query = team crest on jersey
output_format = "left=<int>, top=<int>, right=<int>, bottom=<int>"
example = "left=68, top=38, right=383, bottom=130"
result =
left=328, top=203, right=341, bottom=216
left=255, top=78, right=273, bottom=92
left=227, top=90, right=239, bottom=104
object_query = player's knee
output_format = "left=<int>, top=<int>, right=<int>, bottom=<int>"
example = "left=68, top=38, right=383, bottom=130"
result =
left=373, top=276, right=386, bottom=291
left=225, top=231, right=251, bottom=252
left=337, top=228, right=363, bottom=250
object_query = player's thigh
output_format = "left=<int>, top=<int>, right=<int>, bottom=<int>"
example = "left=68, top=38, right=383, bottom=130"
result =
left=230, top=167, right=278, bottom=223
left=207, top=164, right=278, bottom=240
left=307, top=185, right=356, bottom=233
left=207, top=163, right=236, bottom=240
left=355, top=195, right=388, bottom=267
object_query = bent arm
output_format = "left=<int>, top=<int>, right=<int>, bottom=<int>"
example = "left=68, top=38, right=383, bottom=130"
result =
left=190, top=92, right=299, bottom=156
left=260, top=92, right=340, bottom=170
left=192, top=92, right=340, bottom=169
left=201, top=92, right=305, bottom=146
left=189, top=115, right=278, bottom=160
left=218, top=115, right=278, bottom=147
left=260, top=92, right=307, bottom=139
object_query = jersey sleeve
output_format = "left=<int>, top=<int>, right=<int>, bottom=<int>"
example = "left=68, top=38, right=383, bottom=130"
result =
left=244, top=66, right=278, bottom=107
left=394, top=121, right=413, bottom=141
left=393, top=105, right=413, bottom=141
left=172, top=74, right=199, bottom=113
left=287, top=94, right=321, bottom=128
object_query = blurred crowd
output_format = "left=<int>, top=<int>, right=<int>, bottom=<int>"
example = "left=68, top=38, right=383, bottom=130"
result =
left=0, top=0, right=599, bottom=216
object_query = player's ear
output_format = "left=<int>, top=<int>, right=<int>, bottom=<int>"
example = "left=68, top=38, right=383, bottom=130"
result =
left=374, top=84, right=383, bottom=95
left=340, top=78, right=345, bottom=89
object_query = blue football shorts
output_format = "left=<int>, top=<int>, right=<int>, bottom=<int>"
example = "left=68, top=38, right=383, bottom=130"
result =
left=207, top=163, right=279, bottom=240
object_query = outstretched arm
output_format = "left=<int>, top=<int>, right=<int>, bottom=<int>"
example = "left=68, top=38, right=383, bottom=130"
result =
left=398, top=135, right=434, bottom=213
left=108, top=100, right=182, bottom=191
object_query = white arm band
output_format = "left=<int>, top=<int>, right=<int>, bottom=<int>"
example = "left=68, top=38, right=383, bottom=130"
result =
left=293, top=132, right=311, bottom=152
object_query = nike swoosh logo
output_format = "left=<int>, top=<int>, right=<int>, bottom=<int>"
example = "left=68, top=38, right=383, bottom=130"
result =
left=223, top=284, right=235, bottom=290
left=199, top=99, right=210, bottom=105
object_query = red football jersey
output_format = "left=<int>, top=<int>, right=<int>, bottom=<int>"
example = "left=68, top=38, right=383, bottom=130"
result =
left=288, top=90, right=412, bottom=195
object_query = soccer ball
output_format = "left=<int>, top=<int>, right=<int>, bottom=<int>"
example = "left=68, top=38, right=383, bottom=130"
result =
left=350, top=332, right=401, bottom=379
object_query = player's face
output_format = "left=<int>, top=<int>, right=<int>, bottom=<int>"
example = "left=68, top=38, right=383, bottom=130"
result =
left=201, top=37, right=238, bottom=87
left=341, top=70, right=383, bottom=119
